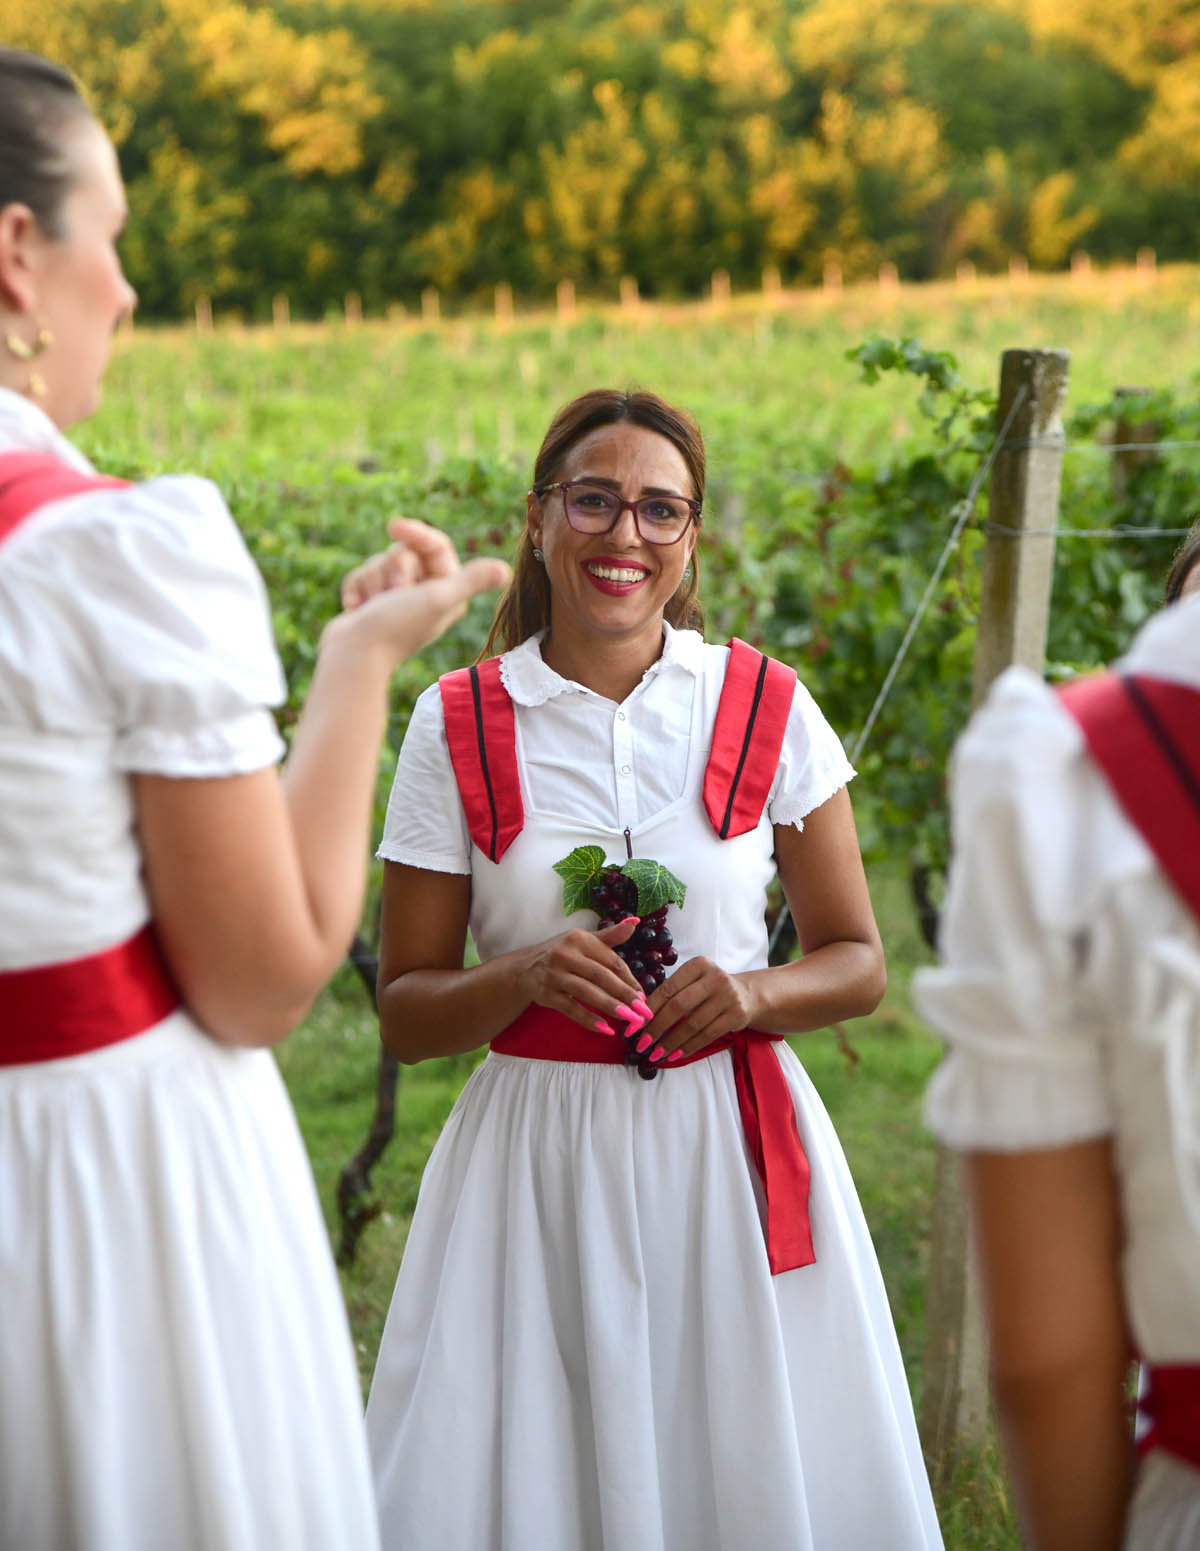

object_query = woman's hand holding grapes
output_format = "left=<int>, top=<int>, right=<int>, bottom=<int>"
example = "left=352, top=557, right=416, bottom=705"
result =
left=638, top=957, right=759, bottom=1063
left=514, top=918, right=648, bottom=1035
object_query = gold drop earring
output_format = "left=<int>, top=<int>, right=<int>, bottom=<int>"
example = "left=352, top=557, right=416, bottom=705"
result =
left=4, top=323, right=54, bottom=398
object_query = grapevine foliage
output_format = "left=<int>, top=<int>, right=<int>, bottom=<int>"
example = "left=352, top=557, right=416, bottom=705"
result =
left=552, top=846, right=609, bottom=916
left=552, top=846, right=685, bottom=919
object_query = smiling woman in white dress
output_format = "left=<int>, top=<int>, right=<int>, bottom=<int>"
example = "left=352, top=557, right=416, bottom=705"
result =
left=354, top=387, right=944, bottom=1549
left=0, top=48, right=507, bottom=1551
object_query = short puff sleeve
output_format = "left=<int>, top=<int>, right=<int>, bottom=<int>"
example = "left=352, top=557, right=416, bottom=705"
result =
left=377, top=684, right=471, bottom=874
left=66, top=476, right=287, bottom=775
left=914, top=668, right=1116, bottom=1151
left=767, top=677, right=856, bottom=829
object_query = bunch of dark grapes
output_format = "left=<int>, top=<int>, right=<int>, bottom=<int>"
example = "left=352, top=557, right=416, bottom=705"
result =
left=591, top=866, right=680, bottom=1081
left=589, top=868, right=679, bottom=996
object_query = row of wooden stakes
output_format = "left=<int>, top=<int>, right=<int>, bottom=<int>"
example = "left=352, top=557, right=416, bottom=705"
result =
left=191, top=247, right=1162, bottom=332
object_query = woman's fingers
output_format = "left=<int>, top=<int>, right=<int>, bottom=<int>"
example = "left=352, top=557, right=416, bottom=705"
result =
left=525, top=923, right=645, bottom=1029
left=340, top=546, right=418, bottom=609
left=351, top=557, right=511, bottom=658
left=385, top=517, right=463, bottom=580
left=640, top=958, right=749, bottom=1061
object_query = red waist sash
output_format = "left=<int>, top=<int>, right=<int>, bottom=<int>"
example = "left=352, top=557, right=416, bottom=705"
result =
left=0, top=926, right=181, bottom=1066
left=491, top=1005, right=815, bottom=1274
left=1139, top=1365, right=1200, bottom=1474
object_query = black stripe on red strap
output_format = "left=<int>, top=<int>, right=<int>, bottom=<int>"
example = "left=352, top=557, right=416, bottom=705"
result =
left=1123, top=675, right=1200, bottom=814
left=469, top=665, right=501, bottom=860
left=720, top=653, right=769, bottom=838
left=0, top=473, right=34, bottom=502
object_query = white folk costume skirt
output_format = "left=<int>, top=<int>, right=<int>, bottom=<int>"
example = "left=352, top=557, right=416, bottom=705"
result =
left=0, top=1012, right=380, bottom=1551
left=366, top=1042, right=943, bottom=1550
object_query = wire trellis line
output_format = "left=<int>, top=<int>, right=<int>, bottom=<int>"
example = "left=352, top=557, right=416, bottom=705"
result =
left=1004, top=437, right=1200, bottom=455
left=845, top=384, right=1029, bottom=768
left=984, top=523, right=1193, bottom=539
left=766, top=384, right=1030, bottom=961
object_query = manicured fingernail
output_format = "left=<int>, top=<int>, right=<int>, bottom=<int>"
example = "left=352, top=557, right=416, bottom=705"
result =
left=614, top=1004, right=641, bottom=1026
left=593, top=1019, right=616, bottom=1036
left=666, top=1050, right=683, bottom=1064
left=618, top=915, right=639, bottom=926
left=649, top=1045, right=665, bottom=1063
left=633, top=998, right=653, bottom=1020
left=636, top=1032, right=653, bottom=1053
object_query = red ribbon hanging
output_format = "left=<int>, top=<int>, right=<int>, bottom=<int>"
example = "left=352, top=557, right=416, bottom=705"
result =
left=491, top=1005, right=815, bottom=1273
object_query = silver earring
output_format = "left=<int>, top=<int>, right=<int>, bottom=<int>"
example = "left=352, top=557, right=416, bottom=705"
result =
left=532, top=547, right=544, bottom=562
left=681, top=566, right=692, bottom=584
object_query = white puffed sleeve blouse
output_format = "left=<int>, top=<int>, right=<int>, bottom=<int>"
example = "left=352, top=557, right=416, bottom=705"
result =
left=0, top=389, right=286, bottom=967
left=914, top=596, right=1200, bottom=1361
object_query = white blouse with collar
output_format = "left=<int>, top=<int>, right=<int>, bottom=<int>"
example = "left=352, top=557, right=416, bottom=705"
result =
left=379, top=623, right=854, bottom=877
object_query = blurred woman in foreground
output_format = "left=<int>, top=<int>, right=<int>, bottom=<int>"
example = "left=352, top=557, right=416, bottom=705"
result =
left=0, top=47, right=506, bottom=1550
left=916, top=573, right=1200, bottom=1547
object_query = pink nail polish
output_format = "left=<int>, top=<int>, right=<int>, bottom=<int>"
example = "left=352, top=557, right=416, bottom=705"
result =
left=614, top=1005, right=641, bottom=1028
left=636, top=1032, right=653, bottom=1053
left=666, top=1050, right=683, bottom=1064
left=593, top=1019, right=616, bottom=1036
left=649, top=1045, right=665, bottom=1062
left=633, top=998, right=653, bottom=1020
left=618, top=915, right=639, bottom=926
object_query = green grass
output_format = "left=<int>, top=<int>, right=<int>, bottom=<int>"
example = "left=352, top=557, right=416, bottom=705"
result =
left=84, top=264, right=1200, bottom=489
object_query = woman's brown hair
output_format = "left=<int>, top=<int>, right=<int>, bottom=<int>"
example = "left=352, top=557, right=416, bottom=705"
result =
left=1165, top=519, right=1200, bottom=604
left=482, top=388, right=706, bottom=656
left=0, top=49, right=92, bottom=240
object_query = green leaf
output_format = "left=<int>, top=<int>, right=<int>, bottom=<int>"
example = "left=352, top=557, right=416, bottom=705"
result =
left=552, top=845, right=607, bottom=916
left=621, top=858, right=686, bottom=917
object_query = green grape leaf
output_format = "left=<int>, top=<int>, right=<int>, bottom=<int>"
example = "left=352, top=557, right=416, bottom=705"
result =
left=621, top=858, right=686, bottom=917
left=552, top=844, right=608, bottom=916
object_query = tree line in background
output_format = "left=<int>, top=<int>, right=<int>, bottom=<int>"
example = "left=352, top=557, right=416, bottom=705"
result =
left=8, top=0, right=1200, bottom=317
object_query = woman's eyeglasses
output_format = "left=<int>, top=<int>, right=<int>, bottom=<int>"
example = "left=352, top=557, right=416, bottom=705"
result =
left=533, top=480, right=701, bottom=546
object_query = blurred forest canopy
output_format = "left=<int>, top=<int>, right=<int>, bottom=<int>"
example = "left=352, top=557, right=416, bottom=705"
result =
left=8, top=0, right=1200, bottom=316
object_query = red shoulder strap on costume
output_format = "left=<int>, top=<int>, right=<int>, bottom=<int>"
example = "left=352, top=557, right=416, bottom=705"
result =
left=0, top=451, right=130, bottom=545
left=438, top=658, right=524, bottom=863
left=1058, top=670, right=1200, bottom=920
left=703, top=638, right=798, bottom=839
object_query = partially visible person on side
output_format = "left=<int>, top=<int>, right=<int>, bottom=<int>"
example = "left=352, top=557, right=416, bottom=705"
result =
left=0, top=48, right=507, bottom=1551
left=914, top=590, right=1200, bottom=1551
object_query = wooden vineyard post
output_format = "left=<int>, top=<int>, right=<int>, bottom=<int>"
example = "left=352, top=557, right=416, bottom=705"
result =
left=919, top=347, right=1070, bottom=1487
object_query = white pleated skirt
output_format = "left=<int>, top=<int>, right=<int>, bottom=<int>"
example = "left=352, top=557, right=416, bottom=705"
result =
left=366, top=1044, right=942, bottom=1550
left=1128, top=1453, right=1200, bottom=1549
left=0, top=1013, right=379, bottom=1551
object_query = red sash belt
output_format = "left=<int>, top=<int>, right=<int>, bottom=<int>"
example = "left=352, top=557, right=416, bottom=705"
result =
left=491, top=1005, right=815, bottom=1274
left=0, top=926, right=180, bottom=1066
left=1139, top=1365, right=1200, bottom=1474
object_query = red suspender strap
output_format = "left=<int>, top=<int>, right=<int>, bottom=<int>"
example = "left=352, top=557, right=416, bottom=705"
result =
left=0, top=925, right=180, bottom=1065
left=438, top=658, right=525, bottom=863
left=0, top=450, right=130, bottom=544
left=703, top=638, right=797, bottom=839
left=1138, top=1365, right=1200, bottom=1472
left=1058, top=671, right=1200, bottom=920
